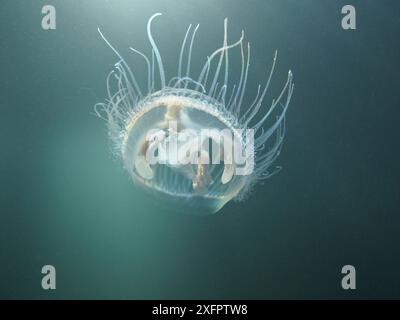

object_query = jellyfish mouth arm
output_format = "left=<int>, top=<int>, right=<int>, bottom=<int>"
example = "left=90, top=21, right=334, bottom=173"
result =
left=135, top=130, right=167, bottom=180
left=135, top=138, right=153, bottom=180
left=192, top=150, right=213, bottom=194
left=202, top=131, right=236, bottom=185
left=164, top=103, right=182, bottom=124
left=136, top=135, right=215, bottom=195
left=135, top=155, right=154, bottom=180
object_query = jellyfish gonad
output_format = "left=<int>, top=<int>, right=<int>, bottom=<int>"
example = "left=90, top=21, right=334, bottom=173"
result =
left=95, top=13, right=294, bottom=214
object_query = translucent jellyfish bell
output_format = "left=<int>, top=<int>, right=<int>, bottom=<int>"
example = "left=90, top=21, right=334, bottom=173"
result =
left=95, top=13, right=294, bottom=214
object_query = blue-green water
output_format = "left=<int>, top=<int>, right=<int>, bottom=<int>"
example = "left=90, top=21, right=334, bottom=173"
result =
left=0, top=0, right=399, bottom=299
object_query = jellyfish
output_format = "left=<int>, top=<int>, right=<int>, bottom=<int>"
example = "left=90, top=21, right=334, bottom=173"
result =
left=95, top=13, right=294, bottom=214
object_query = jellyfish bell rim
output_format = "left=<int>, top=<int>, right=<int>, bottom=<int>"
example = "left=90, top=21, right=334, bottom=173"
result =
left=120, top=88, right=250, bottom=214
left=131, top=173, right=235, bottom=215
left=121, top=87, right=243, bottom=154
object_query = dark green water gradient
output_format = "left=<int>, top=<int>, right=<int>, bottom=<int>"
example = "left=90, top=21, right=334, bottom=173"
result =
left=0, top=0, right=399, bottom=299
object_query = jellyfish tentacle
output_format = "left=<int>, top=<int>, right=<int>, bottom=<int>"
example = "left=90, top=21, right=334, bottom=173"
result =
left=185, top=24, right=200, bottom=87
left=216, top=85, right=227, bottom=103
left=241, top=84, right=261, bottom=125
left=129, top=47, right=152, bottom=93
left=173, top=77, right=206, bottom=93
left=243, top=50, right=278, bottom=127
left=197, top=31, right=244, bottom=92
left=230, top=41, right=245, bottom=113
left=178, top=24, right=192, bottom=79
left=147, top=13, right=166, bottom=89
left=254, top=70, right=293, bottom=130
left=97, top=28, right=143, bottom=97
left=151, top=49, right=155, bottom=92
left=114, top=62, right=136, bottom=106
left=209, top=18, right=228, bottom=97
left=222, top=26, right=230, bottom=104
left=237, top=42, right=250, bottom=117
left=198, top=56, right=211, bottom=90
left=226, top=83, right=237, bottom=108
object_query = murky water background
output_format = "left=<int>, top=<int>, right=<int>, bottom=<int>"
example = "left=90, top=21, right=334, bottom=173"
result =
left=0, top=0, right=399, bottom=299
